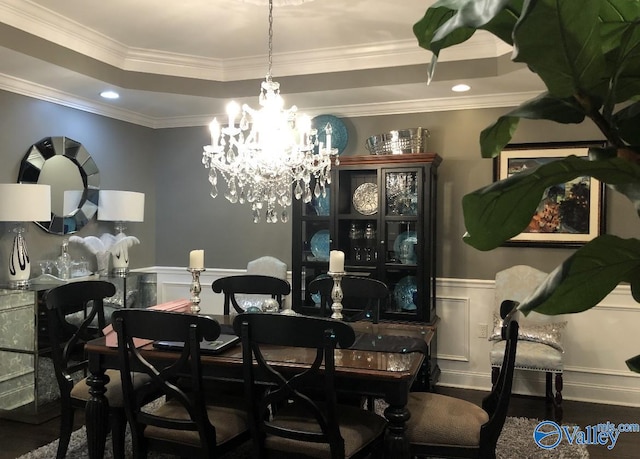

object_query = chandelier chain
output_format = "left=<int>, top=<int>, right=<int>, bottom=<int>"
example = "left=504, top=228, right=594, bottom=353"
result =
left=267, top=0, right=273, bottom=78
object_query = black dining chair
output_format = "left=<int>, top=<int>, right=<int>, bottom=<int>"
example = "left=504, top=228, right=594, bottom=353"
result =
left=308, top=274, right=389, bottom=323
left=112, top=309, right=250, bottom=458
left=44, top=280, right=148, bottom=459
left=211, top=274, right=291, bottom=314
left=405, top=306, right=521, bottom=458
left=233, top=312, right=387, bottom=459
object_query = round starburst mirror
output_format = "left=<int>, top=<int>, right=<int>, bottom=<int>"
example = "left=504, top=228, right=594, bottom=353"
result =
left=18, top=136, right=100, bottom=235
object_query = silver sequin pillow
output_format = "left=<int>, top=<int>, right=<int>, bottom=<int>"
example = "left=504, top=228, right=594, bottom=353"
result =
left=489, top=312, right=567, bottom=352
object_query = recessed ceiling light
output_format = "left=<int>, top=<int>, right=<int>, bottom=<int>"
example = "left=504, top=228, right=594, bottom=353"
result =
left=100, top=90, right=120, bottom=100
left=451, top=84, right=471, bottom=92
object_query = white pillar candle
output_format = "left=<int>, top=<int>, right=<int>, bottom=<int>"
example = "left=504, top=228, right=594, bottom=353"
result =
left=329, top=250, right=344, bottom=273
left=189, top=249, right=204, bottom=269
left=209, top=118, right=220, bottom=147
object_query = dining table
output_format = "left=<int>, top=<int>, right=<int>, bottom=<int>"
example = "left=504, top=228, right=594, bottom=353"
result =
left=84, top=311, right=436, bottom=459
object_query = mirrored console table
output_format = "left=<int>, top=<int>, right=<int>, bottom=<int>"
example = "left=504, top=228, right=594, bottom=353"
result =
left=0, top=271, right=157, bottom=423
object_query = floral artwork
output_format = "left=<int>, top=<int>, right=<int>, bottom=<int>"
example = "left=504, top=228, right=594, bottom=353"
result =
left=496, top=143, right=604, bottom=247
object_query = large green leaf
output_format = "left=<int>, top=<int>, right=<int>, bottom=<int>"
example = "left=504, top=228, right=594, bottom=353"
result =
left=513, top=0, right=608, bottom=98
left=607, top=19, right=640, bottom=105
left=627, top=354, right=640, bottom=373
left=462, top=156, right=640, bottom=251
left=413, top=5, right=474, bottom=57
left=590, top=146, right=640, bottom=215
left=479, top=93, right=586, bottom=158
left=517, top=235, right=640, bottom=315
left=413, top=0, right=523, bottom=57
left=613, top=102, right=640, bottom=145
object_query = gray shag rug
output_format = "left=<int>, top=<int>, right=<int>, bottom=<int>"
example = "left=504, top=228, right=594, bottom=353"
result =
left=17, top=416, right=588, bottom=459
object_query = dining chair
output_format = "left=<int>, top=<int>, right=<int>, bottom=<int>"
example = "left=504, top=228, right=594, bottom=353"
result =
left=112, top=309, right=250, bottom=458
left=233, top=312, right=387, bottom=459
left=308, top=274, right=389, bottom=323
left=490, top=265, right=565, bottom=422
left=44, top=280, right=147, bottom=459
left=405, top=305, right=520, bottom=459
left=211, top=274, right=291, bottom=314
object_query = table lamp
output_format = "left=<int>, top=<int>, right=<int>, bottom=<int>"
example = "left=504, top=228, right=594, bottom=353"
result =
left=97, top=190, right=144, bottom=276
left=0, top=184, right=51, bottom=288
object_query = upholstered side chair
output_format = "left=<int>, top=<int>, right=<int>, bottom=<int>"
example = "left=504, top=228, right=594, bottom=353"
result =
left=112, top=309, right=250, bottom=458
left=406, top=308, right=520, bottom=458
left=489, top=265, right=566, bottom=422
left=44, top=280, right=151, bottom=459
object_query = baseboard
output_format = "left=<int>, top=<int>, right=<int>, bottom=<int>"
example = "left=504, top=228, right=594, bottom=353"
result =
left=437, top=368, right=640, bottom=407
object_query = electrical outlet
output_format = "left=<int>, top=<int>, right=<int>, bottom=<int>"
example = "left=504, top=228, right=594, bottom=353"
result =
left=477, top=323, right=488, bottom=338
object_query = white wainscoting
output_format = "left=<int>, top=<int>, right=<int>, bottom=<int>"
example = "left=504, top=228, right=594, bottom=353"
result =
left=437, top=278, right=640, bottom=407
left=147, top=267, right=640, bottom=407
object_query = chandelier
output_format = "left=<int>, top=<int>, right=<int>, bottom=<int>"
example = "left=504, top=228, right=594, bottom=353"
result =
left=202, top=0, right=337, bottom=223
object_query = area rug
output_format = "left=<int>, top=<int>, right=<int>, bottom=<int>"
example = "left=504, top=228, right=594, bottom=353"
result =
left=17, top=416, right=588, bottom=459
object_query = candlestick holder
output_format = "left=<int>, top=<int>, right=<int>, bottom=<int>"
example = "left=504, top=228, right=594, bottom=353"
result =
left=328, top=271, right=346, bottom=320
left=187, top=268, right=205, bottom=313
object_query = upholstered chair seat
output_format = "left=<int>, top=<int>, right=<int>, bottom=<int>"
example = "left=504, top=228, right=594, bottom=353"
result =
left=69, top=369, right=150, bottom=407
left=406, top=309, right=520, bottom=458
left=266, top=403, right=387, bottom=458
left=490, top=340, right=563, bottom=372
left=144, top=398, right=248, bottom=447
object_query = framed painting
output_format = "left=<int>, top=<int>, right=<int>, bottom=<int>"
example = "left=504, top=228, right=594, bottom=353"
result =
left=494, top=141, right=606, bottom=247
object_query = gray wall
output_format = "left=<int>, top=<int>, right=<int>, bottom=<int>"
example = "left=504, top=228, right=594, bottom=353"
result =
left=2, top=89, right=638, bottom=282
left=0, top=91, right=156, bottom=283
left=153, top=126, right=293, bottom=269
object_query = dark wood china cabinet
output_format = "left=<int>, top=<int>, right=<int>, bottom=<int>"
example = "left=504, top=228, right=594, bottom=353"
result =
left=292, top=153, right=441, bottom=389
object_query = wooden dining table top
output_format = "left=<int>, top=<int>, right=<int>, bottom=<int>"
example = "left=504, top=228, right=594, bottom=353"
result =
left=86, top=314, right=435, bottom=382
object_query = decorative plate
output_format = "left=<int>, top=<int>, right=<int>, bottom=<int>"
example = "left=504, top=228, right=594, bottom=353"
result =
left=352, top=183, right=378, bottom=215
left=393, top=275, right=417, bottom=311
left=393, top=231, right=417, bottom=264
left=310, top=229, right=330, bottom=261
left=312, top=114, right=348, bottom=155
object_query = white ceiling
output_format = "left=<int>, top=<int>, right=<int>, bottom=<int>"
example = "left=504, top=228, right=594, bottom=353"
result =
left=0, top=0, right=546, bottom=128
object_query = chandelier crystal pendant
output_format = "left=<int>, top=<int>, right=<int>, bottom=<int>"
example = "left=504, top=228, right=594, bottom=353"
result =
left=202, top=0, right=338, bottom=223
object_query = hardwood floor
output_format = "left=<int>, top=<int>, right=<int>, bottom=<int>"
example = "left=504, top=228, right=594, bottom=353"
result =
left=0, top=387, right=638, bottom=458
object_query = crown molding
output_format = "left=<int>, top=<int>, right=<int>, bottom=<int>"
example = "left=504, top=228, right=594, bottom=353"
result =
left=0, top=0, right=511, bottom=81
left=151, top=92, right=540, bottom=129
left=0, top=72, right=156, bottom=127
left=0, top=70, right=539, bottom=129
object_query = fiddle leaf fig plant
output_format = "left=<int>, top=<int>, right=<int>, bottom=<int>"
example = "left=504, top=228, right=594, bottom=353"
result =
left=413, top=0, right=640, bottom=371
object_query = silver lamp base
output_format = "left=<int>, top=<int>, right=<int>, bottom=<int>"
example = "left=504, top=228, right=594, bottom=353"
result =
left=8, top=278, right=31, bottom=289
left=111, top=267, right=129, bottom=277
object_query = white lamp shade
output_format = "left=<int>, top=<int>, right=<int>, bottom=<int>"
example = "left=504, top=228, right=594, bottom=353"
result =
left=0, top=184, right=51, bottom=222
left=98, top=190, right=145, bottom=222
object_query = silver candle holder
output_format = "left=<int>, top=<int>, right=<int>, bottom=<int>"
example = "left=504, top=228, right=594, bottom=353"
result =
left=187, top=268, right=205, bottom=314
left=328, top=271, right=345, bottom=320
